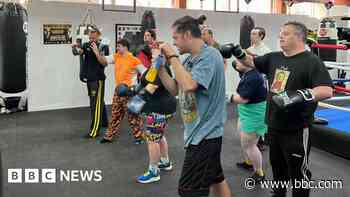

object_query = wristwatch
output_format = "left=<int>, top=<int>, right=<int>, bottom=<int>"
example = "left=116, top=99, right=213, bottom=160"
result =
left=167, top=54, right=179, bottom=61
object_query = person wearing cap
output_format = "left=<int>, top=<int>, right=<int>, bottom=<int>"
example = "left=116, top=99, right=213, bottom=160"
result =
left=72, top=27, right=109, bottom=139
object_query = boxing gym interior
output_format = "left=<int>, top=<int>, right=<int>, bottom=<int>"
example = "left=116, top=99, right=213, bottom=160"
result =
left=1, top=0, right=350, bottom=197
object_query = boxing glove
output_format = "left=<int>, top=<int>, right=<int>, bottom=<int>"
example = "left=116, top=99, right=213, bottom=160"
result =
left=232, top=45, right=246, bottom=59
left=117, top=83, right=143, bottom=97
left=219, top=44, right=246, bottom=59
left=127, top=88, right=152, bottom=114
left=219, top=44, right=234, bottom=59
left=272, top=89, right=315, bottom=110
left=116, top=84, right=129, bottom=97
left=145, top=55, right=165, bottom=83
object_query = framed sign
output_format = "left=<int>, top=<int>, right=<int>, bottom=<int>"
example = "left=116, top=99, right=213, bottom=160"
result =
left=43, top=24, right=72, bottom=45
left=115, top=24, right=144, bottom=54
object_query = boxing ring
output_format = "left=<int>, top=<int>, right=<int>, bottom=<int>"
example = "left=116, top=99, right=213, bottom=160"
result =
left=311, top=61, right=350, bottom=159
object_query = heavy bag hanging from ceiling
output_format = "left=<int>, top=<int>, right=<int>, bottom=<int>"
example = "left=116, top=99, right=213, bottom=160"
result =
left=239, top=15, right=255, bottom=50
left=0, top=2, right=28, bottom=93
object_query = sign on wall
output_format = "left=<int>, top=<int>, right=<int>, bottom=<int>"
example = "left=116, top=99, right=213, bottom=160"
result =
left=43, top=24, right=72, bottom=45
left=115, top=24, right=143, bottom=54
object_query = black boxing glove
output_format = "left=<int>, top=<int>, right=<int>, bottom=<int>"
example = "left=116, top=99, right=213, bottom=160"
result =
left=219, top=44, right=246, bottom=59
left=127, top=86, right=154, bottom=114
left=272, top=89, right=315, bottom=110
left=231, top=44, right=246, bottom=60
left=219, top=44, right=234, bottom=59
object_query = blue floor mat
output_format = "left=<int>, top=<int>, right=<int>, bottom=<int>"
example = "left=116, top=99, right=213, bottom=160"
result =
left=315, top=106, right=350, bottom=133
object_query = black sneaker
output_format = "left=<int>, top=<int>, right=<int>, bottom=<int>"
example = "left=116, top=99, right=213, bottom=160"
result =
left=99, top=138, right=112, bottom=144
left=158, top=161, right=173, bottom=171
left=236, top=161, right=254, bottom=171
left=250, top=171, right=265, bottom=183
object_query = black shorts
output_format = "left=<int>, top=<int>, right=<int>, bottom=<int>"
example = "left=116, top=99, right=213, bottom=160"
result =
left=178, top=137, right=225, bottom=197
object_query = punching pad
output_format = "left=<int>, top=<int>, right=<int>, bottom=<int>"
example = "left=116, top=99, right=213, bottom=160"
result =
left=0, top=2, right=27, bottom=93
left=239, top=15, right=255, bottom=49
left=75, top=24, right=94, bottom=83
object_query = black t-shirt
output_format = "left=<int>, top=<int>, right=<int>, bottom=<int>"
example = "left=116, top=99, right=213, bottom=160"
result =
left=254, top=51, right=332, bottom=131
left=82, top=42, right=109, bottom=81
left=140, top=66, right=177, bottom=115
left=237, top=69, right=267, bottom=104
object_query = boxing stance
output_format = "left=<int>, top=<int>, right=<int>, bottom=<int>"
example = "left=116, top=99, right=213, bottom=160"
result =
left=159, top=16, right=232, bottom=197
left=99, top=39, right=146, bottom=144
left=122, top=55, right=177, bottom=184
left=230, top=21, right=333, bottom=197
left=72, top=27, right=109, bottom=138
left=231, top=60, right=267, bottom=182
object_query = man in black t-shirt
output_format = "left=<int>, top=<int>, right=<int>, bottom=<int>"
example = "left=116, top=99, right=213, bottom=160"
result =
left=238, top=21, right=333, bottom=197
left=72, top=28, right=110, bottom=138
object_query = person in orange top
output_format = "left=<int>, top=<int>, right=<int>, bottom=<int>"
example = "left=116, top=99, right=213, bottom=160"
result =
left=100, top=39, right=146, bottom=144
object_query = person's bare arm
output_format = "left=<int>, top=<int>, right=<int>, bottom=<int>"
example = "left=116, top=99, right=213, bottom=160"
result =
left=158, top=65, right=178, bottom=96
left=91, top=42, right=108, bottom=66
left=311, top=86, right=333, bottom=101
left=232, top=94, right=249, bottom=104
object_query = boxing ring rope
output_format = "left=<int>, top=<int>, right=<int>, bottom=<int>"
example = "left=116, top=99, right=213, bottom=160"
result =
left=311, top=43, right=348, bottom=50
left=318, top=102, right=350, bottom=113
left=324, top=61, right=350, bottom=71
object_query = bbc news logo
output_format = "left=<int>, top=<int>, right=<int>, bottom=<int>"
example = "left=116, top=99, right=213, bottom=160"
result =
left=8, top=169, right=103, bottom=183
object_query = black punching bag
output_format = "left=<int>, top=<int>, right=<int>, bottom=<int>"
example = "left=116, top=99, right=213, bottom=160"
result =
left=0, top=2, right=28, bottom=93
left=240, top=15, right=255, bottom=49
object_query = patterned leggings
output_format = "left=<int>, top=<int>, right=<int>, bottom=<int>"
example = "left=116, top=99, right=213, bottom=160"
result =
left=103, top=88, right=144, bottom=140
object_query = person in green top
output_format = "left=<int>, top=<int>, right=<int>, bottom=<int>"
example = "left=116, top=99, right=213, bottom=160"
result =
left=230, top=60, right=267, bottom=182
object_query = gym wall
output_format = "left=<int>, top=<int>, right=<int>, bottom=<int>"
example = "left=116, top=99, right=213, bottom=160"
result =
left=26, top=1, right=320, bottom=112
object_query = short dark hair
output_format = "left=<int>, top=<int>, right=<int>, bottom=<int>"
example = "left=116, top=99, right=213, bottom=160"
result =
left=253, top=27, right=266, bottom=40
left=145, top=29, right=157, bottom=40
left=172, top=15, right=202, bottom=38
left=117, top=39, right=130, bottom=49
left=284, top=21, right=308, bottom=43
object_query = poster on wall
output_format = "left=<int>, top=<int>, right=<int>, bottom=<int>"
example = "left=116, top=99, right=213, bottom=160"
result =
left=115, top=24, right=143, bottom=54
left=43, top=24, right=72, bottom=45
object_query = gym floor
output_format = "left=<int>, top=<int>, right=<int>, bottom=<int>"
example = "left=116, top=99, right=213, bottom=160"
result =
left=1, top=104, right=349, bottom=197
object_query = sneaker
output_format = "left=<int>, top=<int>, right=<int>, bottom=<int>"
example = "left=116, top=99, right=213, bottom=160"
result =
left=136, top=170, right=160, bottom=184
left=99, top=138, right=112, bottom=144
left=250, top=171, right=265, bottom=183
left=158, top=161, right=173, bottom=171
left=134, top=138, right=145, bottom=145
left=236, top=161, right=254, bottom=171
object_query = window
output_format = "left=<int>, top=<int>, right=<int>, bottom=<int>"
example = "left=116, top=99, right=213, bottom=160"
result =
left=289, top=2, right=327, bottom=19
left=238, top=0, right=271, bottom=13
left=215, top=0, right=238, bottom=12
left=187, top=0, right=271, bottom=13
left=136, top=0, right=172, bottom=8
left=97, top=0, right=172, bottom=7
left=187, top=0, right=214, bottom=11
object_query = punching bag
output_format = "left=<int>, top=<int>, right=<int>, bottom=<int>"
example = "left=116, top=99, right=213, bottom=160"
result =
left=240, top=15, right=255, bottom=49
left=0, top=2, right=28, bottom=93
left=141, top=10, right=156, bottom=32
